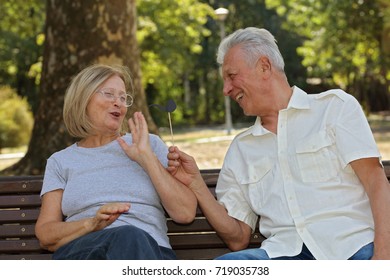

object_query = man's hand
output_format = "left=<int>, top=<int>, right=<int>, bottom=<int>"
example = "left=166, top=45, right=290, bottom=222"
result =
left=167, top=146, right=203, bottom=191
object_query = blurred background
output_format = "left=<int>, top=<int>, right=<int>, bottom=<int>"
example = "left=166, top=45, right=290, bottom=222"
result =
left=0, top=0, right=389, bottom=174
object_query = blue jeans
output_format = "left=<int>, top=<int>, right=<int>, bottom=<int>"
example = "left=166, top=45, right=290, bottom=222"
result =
left=52, top=225, right=176, bottom=260
left=215, top=243, right=374, bottom=260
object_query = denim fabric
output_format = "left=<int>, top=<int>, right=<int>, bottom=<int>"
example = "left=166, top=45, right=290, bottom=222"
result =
left=348, top=242, right=373, bottom=260
left=215, top=248, right=271, bottom=260
left=52, top=225, right=176, bottom=260
left=215, top=242, right=373, bottom=260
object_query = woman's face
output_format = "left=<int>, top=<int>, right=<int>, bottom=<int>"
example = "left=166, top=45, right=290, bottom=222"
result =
left=86, top=75, right=127, bottom=136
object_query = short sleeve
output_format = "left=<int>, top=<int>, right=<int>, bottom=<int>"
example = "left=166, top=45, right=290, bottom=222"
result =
left=216, top=151, right=259, bottom=232
left=334, top=95, right=381, bottom=167
left=41, top=156, right=67, bottom=197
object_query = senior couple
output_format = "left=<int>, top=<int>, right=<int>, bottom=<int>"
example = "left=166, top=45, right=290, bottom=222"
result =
left=36, top=27, right=390, bottom=260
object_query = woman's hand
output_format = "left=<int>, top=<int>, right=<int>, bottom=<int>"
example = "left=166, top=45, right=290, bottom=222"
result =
left=89, top=202, right=130, bottom=232
left=117, top=112, right=153, bottom=167
left=36, top=190, right=131, bottom=252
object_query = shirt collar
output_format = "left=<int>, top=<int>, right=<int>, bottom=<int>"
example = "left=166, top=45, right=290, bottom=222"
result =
left=240, top=117, right=269, bottom=137
left=239, top=86, right=310, bottom=138
left=286, top=86, right=310, bottom=110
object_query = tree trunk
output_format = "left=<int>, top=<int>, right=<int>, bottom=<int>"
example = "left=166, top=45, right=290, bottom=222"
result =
left=2, top=0, right=156, bottom=175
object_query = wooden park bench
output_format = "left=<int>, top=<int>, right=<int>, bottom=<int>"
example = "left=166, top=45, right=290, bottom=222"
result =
left=2, top=161, right=390, bottom=260
left=0, top=169, right=264, bottom=260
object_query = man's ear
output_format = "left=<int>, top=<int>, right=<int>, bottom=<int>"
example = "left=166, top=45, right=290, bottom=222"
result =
left=256, top=56, right=272, bottom=76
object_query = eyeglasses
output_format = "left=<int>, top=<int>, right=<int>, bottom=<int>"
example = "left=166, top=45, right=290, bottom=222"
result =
left=96, top=88, right=134, bottom=107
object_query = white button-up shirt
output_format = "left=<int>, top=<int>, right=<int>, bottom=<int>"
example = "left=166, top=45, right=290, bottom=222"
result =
left=216, top=86, right=380, bottom=259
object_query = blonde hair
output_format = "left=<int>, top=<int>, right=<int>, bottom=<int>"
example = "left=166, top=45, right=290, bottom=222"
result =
left=63, top=64, right=133, bottom=139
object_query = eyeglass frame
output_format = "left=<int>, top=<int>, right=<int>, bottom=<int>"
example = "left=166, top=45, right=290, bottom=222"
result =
left=95, top=87, right=134, bottom=107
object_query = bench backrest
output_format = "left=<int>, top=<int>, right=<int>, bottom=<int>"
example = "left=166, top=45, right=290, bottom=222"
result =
left=0, top=170, right=263, bottom=260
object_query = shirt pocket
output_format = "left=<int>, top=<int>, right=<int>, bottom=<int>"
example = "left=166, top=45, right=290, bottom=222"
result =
left=295, top=131, right=338, bottom=183
left=237, top=157, right=273, bottom=212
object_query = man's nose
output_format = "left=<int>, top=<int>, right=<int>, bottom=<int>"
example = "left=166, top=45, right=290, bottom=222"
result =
left=223, top=80, right=233, bottom=97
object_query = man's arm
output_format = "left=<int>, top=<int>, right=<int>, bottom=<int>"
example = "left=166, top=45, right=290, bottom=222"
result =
left=167, top=146, right=252, bottom=251
left=350, top=157, right=390, bottom=259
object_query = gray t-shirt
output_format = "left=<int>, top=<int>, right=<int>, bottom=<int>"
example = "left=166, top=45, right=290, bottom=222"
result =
left=41, top=133, right=171, bottom=248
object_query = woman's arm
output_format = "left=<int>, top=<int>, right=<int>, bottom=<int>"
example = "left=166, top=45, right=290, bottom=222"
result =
left=117, top=112, right=197, bottom=224
left=35, top=189, right=130, bottom=252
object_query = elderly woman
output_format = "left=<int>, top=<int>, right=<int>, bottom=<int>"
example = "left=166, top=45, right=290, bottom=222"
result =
left=35, top=64, right=197, bottom=260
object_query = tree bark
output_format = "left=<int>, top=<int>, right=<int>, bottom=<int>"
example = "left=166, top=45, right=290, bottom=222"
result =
left=2, top=0, right=156, bottom=175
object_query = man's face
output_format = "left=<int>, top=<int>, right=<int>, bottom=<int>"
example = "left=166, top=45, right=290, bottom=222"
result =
left=221, top=45, right=266, bottom=116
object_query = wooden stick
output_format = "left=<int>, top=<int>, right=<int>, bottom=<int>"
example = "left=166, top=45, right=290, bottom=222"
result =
left=168, top=112, right=174, bottom=145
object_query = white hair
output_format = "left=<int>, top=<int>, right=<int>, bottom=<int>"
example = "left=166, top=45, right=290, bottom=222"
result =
left=216, top=27, right=285, bottom=72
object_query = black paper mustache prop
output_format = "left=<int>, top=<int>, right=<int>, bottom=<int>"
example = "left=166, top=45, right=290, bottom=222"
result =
left=149, top=99, right=177, bottom=145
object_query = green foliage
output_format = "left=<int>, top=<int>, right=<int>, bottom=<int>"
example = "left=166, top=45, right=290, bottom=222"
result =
left=265, top=0, right=390, bottom=111
left=137, top=0, right=215, bottom=126
left=0, top=0, right=45, bottom=113
left=0, top=0, right=306, bottom=128
left=2, top=0, right=388, bottom=132
left=0, top=87, right=34, bottom=152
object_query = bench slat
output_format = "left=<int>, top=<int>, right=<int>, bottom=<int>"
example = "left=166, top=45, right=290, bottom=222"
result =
left=0, top=209, right=40, bottom=223
left=0, top=239, right=43, bottom=253
left=169, top=233, right=226, bottom=249
left=0, top=194, right=41, bottom=208
left=0, top=177, right=43, bottom=194
left=169, top=232, right=263, bottom=249
left=167, top=217, right=214, bottom=233
left=0, top=224, right=36, bottom=238
left=0, top=253, right=52, bottom=260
